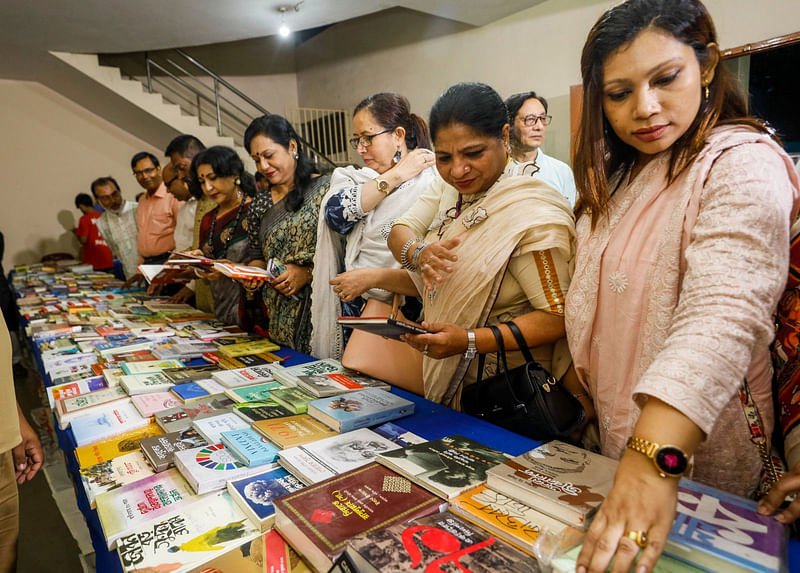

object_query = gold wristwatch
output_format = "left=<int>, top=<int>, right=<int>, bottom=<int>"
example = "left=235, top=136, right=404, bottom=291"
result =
left=375, top=178, right=391, bottom=194
left=626, top=436, right=689, bottom=478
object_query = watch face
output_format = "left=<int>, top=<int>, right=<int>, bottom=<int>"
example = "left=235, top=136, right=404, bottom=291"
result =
left=655, top=446, right=688, bottom=476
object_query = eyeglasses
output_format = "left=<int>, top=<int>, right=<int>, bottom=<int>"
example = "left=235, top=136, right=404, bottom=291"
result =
left=133, top=166, right=158, bottom=177
left=96, top=189, right=121, bottom=202
left=521, top=114, right=552, bottom=127
left=348, top=129, right=392, bottom=151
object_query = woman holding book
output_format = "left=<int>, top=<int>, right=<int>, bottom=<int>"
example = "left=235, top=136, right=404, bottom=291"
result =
left=384, top=82, right=578, bottom=404
left=188, top=146, right=255, bottom=327
left=566, top=1, right=800, bottom=571
left=310, top=92, right=437, bottom=359
left=241, top=114, right=330, bottom=353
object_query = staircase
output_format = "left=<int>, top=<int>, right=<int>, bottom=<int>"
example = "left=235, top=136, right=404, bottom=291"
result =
left=50, top=50, right=345, bottom=170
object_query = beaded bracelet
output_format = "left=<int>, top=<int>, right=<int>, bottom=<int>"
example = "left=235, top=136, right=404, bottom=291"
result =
left=410, top=241, right=429, bottom=271
left=400, top=237, right=422, bottom=270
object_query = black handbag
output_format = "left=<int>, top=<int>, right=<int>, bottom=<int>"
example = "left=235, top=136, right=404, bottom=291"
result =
left=461, top=321, right=585, bottom=441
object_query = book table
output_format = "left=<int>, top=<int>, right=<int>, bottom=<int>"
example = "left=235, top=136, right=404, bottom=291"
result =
left=31, top=342, right=800, bottom=572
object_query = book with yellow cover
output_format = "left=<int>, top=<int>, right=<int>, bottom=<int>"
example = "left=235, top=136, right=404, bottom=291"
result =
left=449, top=484, right=583, bottom=558
left=75, top=423, right=163, bottom=469
left=252, top=414, right=337, bottom=449
left=217, top=339, right=281, bottom=358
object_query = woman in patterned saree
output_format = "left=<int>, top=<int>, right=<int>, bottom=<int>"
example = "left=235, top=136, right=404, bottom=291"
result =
left=189, top=146, right=255, bottom=326
left=567, top=1, right=800, bottom=571
left=241, top=114, right=330, bottom=353
left=384, top=82, right=578, bottom=406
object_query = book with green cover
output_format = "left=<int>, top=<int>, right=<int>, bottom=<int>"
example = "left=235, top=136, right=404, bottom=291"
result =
left=224, top=381, right=284, bottom=403
left=271, top=386, right=316, bottom=414
left=231, top=400, right=293, bottom=423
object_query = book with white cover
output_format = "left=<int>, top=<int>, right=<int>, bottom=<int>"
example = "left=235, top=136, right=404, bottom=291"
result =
left=70, top=401, right=150, bottom=447
left=119, top=359, right=184, bottom=375
left=191, top=412, right=249, bottom=445
left=272, top=358, right=344, bottom=387
left=211, top=364, right=286, bottom=388
left=174, top=443, right=276, bottom=495
left=485, top=440, right=618, bottom=530
left=95, top=468, right=200, bottom=549
left=55, top=393, right=130, bottom=430
left=120, top=372, right=175, bottom=395
left=278, top=428, right=401, bottom=484
left=115, top=491, right=260, bottom=573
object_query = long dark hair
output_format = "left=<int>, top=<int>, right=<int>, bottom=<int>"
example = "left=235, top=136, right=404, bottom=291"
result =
left=573, top=0, right=767, bottom=226
left=244, top=114, right=316, bottom=212
left=354, top=93, right=431, bottom=150
left=189, top=146, right=257, bottom=198
left=429, top=82, right=508, bottom=142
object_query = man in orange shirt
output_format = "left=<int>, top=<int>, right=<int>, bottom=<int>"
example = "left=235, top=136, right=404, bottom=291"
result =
left=132, top=151, right=182, bottom=265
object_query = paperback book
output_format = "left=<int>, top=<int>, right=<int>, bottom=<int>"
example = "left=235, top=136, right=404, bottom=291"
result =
left=191, top=412, right=249, bottom=445
left=231, top=400, right=293, bottom=424
left=217, top=338, right=280, bottom=358
left=153, top=397, right=234, bottom=433
left=295, top=371, right=390, bottom=398
left=213, top=352, right=285, bottom=370
left=120, top=358, right=185, bottom=375
left=139, top=428, right=208, bottom=472
left=337, top=314, right=429, bottom=340
left=220, top=428, right=281, bottom=467
left=664, top=478, right=786, bottom=573
left=75, top=423, right=163, bottom=469
left=116, top=491, right=261, bottom=573
left=278, top=427, right=401, bottom=484
left=120, top=372, right=175, bottom=395
left=70, top=401, right=151, bottom=447
left=173, top=443, right=276, bottom=495
left=162, top=363, right=222, bottom=383
left=252, top=414, right=338, bottom=449
left=130, top=391, right=182, bottom=418
left=485, top=440, right=618, bottom=530
left=95, top=468, right=201, bottom=549
left=170, top=381, right=214, bottom=403
left=270, top=386, right=317, bottom=414
left=227, top=467, right=306, bottom=532
left=344, top=511, right=540, bottom=573
left=449, top=484, right=583, bottom=558
left=54, top=387, right=129, bottom=430
left=79, top=451, right=155, bottom=509
left=211, top=364, right=286, bottom=389
left=307, top=388, right=414, bottom=433
left=46, top=376, right=107, bottom=408
left=377, top=435, right=509, bottom=500
left=273, top=462, right=446, bottom=573
left=272, top=358, right=345, bottom=387
left=224, top=381, right=284, bottom=403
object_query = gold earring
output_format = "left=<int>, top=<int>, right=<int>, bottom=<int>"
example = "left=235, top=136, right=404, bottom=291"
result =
left=704, top=85, right=710, bottom=101
left=235, top=177, right=241, bottom=185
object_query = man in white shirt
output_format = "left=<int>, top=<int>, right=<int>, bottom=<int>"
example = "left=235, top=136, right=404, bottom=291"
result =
left=505, top=91, right=577, bottom=206
left=91, top=177, right=139, bottom=279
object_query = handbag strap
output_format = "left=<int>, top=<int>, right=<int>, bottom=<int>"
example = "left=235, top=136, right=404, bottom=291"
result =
left=389, top=293, right=401, bottom=320
left=740, top=377, right=782, bottom=487
left=475, top=324, right=526, bottom=410
left=505, top=320, right=536, bottom=364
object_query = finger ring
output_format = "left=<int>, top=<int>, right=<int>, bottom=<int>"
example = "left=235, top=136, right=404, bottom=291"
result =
left=622, top=530, right=648, bottom=548
left=422, top=344, right=429, bottom=356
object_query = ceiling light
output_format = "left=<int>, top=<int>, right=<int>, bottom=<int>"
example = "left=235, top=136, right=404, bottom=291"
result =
left=279, top=22, right=290, bottom=37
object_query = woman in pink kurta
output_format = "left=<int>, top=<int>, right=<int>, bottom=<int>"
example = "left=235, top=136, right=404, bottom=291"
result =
left=566, top=1, right=800, bottom=571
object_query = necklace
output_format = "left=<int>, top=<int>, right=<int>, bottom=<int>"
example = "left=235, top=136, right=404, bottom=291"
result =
left=204, top=194, right=247, bottom=258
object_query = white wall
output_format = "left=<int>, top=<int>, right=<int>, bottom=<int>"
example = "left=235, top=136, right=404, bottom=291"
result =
left=295, top=0, right=800, bottom=164
left=0, top=80, right=158, bottom=266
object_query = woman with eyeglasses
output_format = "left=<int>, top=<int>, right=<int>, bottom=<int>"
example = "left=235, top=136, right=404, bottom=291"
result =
left=310, top=93, right=437, bottom=359
left=383, top=82, right=578, bottom=405
left=240, top=114, right=330, bottom=353
left=187, top=146, right=255, bottom=327
left=505, top=92, right=577, bottom=207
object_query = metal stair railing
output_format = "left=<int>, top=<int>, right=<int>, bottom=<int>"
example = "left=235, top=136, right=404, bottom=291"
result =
left=142, top=49, right=338, bottom=169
